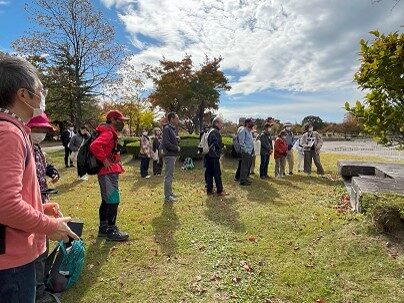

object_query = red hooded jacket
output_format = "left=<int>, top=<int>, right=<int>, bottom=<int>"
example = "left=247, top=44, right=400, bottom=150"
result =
left=274, top=137, right=288, bottom=159
left=89, top=123, right=124, bottom=175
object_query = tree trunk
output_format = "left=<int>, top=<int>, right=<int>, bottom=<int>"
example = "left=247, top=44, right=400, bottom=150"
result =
left=197, top=100, right=205, bottom=134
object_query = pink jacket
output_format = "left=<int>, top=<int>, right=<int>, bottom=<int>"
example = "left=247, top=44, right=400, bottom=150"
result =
left=0, top=112, right=59, bottom=270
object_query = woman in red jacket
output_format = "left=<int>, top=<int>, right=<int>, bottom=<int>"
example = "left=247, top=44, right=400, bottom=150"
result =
left=274, top=130, right=288, bottom=177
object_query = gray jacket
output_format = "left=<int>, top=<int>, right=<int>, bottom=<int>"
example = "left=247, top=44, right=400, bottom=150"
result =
left=68, top=133, right=85, bottom=152
left=285, top=130, right=294, bottom=150
left=162, top=123, right=179, bottom=156
left=238, top=127, right=254, bottom=155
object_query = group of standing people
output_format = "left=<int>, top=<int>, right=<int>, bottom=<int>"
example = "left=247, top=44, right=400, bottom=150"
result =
left=233, top=118, right=325, bottom=187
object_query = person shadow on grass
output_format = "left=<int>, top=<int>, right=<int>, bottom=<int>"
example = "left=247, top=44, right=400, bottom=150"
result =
left=152, top=203, right=180, bottom=258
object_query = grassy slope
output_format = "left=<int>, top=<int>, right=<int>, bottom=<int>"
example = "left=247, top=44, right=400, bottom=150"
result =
left=44, top=151, right=403, bottom=303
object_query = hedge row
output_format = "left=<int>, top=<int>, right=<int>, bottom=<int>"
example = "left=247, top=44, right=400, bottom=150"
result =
left=360, top=193, right=404, bottom=233
left=123, top=135, right=234, bottom=159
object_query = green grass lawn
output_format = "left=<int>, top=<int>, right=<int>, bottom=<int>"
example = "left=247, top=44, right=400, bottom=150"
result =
left=45, top=151, right=403, bottom=303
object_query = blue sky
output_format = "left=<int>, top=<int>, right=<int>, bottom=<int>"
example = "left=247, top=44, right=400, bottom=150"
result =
left=1, top=0, right=403, bottom=123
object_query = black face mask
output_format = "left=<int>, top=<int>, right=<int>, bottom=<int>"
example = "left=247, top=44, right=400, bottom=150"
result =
left=116, top=121, right=124, bottom=132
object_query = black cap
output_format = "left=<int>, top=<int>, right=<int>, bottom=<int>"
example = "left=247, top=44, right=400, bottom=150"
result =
left=245, top=118, right=255, bottom=124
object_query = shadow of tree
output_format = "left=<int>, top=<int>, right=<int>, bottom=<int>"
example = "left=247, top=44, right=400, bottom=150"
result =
left=204, top=196, right=246, bottom=232
left=151, top=203, right=180, bottom=257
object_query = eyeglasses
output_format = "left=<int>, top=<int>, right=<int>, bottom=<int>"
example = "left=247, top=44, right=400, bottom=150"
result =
left=25, top=88, right=48, bottom=98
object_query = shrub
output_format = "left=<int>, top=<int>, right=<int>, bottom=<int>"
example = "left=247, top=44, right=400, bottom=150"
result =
left=361, top=193, right=404, bottom=233
left=125, top=135, right=235, bottom=159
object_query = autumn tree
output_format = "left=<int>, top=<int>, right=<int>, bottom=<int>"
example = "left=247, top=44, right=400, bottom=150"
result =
left=345, top=31, right=404, bottom=145
left=341, top=113, right=362, bottom=139
left=13, top=0, right=123, bottom=126
left=145, top=55, right=230, bottom=134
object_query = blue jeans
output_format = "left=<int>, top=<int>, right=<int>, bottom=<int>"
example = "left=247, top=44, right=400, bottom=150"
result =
left=0, top=261, right=36, bottom=303
left=260, top=154, right=269, bottom=177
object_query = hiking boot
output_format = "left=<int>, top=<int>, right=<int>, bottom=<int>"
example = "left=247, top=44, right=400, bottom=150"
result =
left=106, top=226, right=129, bottom=242
left=98, top=225, right=108, bottom=237
left=240, top=181, right=251, bottom=186
left=289, top=172, right=293, bottom=175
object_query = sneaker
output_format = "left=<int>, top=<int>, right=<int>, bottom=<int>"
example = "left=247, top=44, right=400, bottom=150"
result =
left=289, top=172, right=293, bottom=175
left=145, top=175, right=151, bottom=179
left=165, top=196, right=177, bottom=203
left=207, top=191, right=214, bottom=196
left=106, top=226, right=129, bottom=242
left=240, top=181, right=251, bottom=186
left=170, top=193, right=178, bottom=198
left=78, top=175, right=88, bottom=181
left=98, top=225, right=108, bottom=237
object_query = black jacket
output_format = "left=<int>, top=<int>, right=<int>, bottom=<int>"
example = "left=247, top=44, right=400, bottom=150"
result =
left=61, top=129, right=73, bottom=147
left=260, top=131, right=273, bottom=155
left=207, top=127, right=223, bottom=159
left=162, top=124, right=179, bottom=156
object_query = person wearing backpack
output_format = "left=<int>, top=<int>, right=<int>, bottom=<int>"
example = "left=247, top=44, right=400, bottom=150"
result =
left=259, top=123, right=273, bottom=179
left=69, top=126, right=90, bottom=180
left=300, top=123, right=325, bottom=176
left=205, top=117, right=228, bottom=196
left=139, top=130, right=152, bottom=178
left=90, top=110, right=130, bottom=242
left=0, top=55, right=78, bottom=302
left=235, top=118, right=254, bottom=186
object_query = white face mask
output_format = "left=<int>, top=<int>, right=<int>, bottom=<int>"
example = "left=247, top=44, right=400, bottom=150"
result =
left=24, top=90, right=46, bottom=117
left=142, top=131, right=148, bottom=136
left=31, top=133, right=46, bottom=144
left=308, top=127, right=313, bottom=132
left=286, top=127, right=291, bottom=131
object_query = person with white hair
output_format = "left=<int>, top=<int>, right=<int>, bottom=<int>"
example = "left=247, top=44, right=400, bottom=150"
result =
left=205, top=116, right=228, bottom=196
left=283, top=122, right=295, bottom=175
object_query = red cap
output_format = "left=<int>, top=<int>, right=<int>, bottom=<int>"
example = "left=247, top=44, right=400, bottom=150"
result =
left=106, top=110, right=129, bottom=121
left=27, top=113, right=55, bottom=130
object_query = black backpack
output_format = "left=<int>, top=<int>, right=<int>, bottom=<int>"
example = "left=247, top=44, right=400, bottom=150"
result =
left=77, top=132, right=101, bottom=176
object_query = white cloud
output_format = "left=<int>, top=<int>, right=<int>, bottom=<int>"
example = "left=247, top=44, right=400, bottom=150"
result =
left=107, top=0, right=403, bottom=95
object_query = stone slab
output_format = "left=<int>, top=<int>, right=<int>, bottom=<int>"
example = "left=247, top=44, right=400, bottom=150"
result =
left=337, top=160, right=404, bottom=179
left=350, top=177, right=404, bottom=211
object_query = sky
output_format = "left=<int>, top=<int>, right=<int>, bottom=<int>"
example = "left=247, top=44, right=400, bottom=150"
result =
left=0, top=0, right=403, bottom=123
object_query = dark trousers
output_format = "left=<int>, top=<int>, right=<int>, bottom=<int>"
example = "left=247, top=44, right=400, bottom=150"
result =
left=34, top=240, right=49, bottom=300
left=0, top=261, right=36, bottom=303
left=239, top=152, right=252, bottom=183
left=153, top=158, right=163, bottom=175
left=99, top=201, right=119, bottom=226
left=64, top=146, right=72, bottom=167
left=260, top=154, right=270, bottom=177
left=98, top=174, right=120, bottom=226
left=140, top=157, right=150, bottom=177
left=304, top=150, right=325, bottom=175
left=235, top=159, right=242, bottom=180
left=205, top=156, right=223, bottom=193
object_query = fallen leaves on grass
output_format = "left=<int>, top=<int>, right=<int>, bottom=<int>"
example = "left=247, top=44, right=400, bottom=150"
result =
left=109, top=246, right=118, bottom=256
left=336, top=193, right=352, bottom=213
left=248, top=235, right=257, bottom=243
left=240, top=260, right=253, bottom=272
